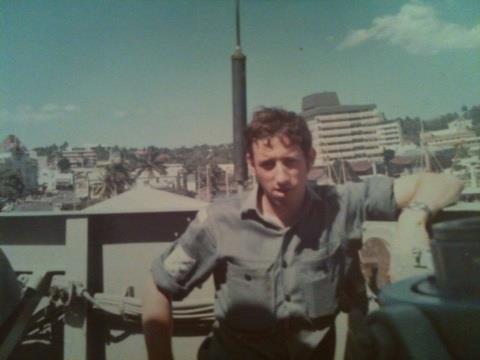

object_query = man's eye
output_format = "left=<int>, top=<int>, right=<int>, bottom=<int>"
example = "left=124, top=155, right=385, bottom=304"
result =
left=283, top=158, right=297, bottom=167
left=260, top=161, right=275, bottom=170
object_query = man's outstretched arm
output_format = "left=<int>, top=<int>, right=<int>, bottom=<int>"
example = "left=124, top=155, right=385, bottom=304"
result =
left=142, top=274, right=174, bottom=360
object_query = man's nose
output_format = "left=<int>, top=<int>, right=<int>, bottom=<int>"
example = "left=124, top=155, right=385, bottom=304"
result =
left=274, top=164, right=290, bottom=184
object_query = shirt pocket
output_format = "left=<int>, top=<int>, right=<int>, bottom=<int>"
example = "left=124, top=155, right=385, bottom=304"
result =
left=224, top=261, right=275, bottom=331
left=297, top=250, right=339, bottom=319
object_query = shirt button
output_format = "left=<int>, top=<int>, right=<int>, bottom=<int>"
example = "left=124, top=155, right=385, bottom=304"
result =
left=285, top=294, right=291, bottom=302
left=244, top=274, right=252, bottom=281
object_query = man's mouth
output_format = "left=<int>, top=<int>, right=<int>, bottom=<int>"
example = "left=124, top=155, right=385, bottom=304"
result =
left=273, top=188, right=291, bottom=195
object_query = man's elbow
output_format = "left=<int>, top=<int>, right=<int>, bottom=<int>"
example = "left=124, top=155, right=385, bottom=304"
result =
left=449, top=174, right=465, bottom=193
left=436, top=172, right=464, bottom=198
left=423, top=172, right=465, bottom=208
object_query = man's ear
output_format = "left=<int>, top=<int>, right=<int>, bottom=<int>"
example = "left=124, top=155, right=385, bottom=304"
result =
left=307, top=148, right=316, bottom=170
left=246, top=152, right=256, bottom=176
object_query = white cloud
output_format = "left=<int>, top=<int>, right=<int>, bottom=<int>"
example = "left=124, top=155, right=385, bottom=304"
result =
left=112, top=109, right=129, bottom=119
left=338, top=2, right=480, bottom=54
left=5, top=103, right=79, bottom=124
left=41, top=103, right=60, bottom=112
left=64, top=104, right=79, bottom=112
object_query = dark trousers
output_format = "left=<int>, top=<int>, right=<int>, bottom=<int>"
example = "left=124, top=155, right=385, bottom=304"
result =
left=310, top=325, right=336, bottom=360
left=198, top=325, right=336, bottom=360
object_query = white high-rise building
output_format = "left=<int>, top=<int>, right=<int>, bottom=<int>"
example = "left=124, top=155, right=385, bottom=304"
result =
left=301, top=92, right=402, bottom=167
left=375, top=122, right=403, bottom=151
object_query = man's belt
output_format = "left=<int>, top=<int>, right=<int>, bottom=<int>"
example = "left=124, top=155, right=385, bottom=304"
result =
left=216, top=314, right=336, bottom=342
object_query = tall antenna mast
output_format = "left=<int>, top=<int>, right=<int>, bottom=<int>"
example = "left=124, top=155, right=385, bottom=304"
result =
left=235, top=0, right=241, bottom=49
left=231, top=0, right=247, bottom=190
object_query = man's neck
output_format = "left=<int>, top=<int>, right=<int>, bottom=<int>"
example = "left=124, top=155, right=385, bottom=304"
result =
left=259, top=191, right=306, bottom=228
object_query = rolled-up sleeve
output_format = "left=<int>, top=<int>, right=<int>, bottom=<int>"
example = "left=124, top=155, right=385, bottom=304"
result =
left=151, top=208, right=218, bottom=301
left=339, top=176, right=398, bottom=237
left=363, top=175, right=398, bottom=221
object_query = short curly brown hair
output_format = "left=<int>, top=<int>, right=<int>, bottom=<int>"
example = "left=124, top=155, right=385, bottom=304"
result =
left=245, top=107, right=312, bottom=158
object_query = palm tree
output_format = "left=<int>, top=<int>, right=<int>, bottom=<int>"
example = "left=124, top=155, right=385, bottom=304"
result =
left=132, top=148, right=167, bottom=185
left=93, top=163, right=133, bottom=199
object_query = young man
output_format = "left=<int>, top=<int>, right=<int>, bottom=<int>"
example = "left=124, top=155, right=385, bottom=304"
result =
left=142, top=107, right=463, bottom=360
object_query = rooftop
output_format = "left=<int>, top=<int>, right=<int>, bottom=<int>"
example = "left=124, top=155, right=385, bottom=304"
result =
left=301, top=92, right=376, bottom=119
left=83, top=185, right=208, bottom=214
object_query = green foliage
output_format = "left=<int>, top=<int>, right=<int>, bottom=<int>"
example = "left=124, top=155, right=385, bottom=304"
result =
left=94, top=163, right=133, bottom=199
left=424, top=113, right=458, bottom=131
left=396, top=117, right=421, bottom=145
left=0, top=168, right=24, bottom=201
left=179, top=144, right=233, bottom=174
left=57, top=158, right=71, bottom=172
left=465, top=105, right=480, bottom=135
left=60, top=141, right=69, bottom=151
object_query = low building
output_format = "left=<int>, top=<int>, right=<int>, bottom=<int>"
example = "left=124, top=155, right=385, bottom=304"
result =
left=37, top=167, right=57, bottom=192
left=164, top=163, right=184, bottom=177
left=422, top=118, right=480, bottom=151
left=55, top=172, right=74, bottom=190
left=61, top=146, right=97, bottom=168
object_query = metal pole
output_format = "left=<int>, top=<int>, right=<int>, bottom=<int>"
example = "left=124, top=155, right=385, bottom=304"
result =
left=206, top=163, right=211, bottom=202
left=225, top=170, right=230, bottom=196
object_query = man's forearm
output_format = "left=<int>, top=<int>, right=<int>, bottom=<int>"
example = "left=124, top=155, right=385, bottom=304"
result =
left=142, top=275, right=174, bottom=360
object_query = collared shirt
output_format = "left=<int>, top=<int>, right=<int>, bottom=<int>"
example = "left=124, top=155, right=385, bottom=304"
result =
left=151, top=175, right=397, bottom=359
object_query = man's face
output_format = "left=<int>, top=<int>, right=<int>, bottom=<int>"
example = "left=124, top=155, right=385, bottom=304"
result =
left=247, top=135, right=315, bottom=209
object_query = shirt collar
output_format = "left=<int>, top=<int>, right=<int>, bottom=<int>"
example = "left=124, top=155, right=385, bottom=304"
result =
left=240, top=183, right=260, bottom=215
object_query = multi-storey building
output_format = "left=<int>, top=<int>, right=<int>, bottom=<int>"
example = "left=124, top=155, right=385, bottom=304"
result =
left=301, top=92, right=402, bottom=167
left=61, top=146, right=97, bottom=168
left=375, top=121, right=403, bottom=151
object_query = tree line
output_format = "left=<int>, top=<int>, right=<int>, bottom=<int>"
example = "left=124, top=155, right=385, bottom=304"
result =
left=389, top=104, right=480, bottom=145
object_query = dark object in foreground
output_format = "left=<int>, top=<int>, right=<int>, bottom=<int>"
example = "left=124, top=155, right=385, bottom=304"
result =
left=353, top=217, right=480, bottom=360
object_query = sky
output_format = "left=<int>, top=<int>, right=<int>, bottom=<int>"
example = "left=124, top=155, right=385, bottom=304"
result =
left=1, top=0, right=479, bottom=149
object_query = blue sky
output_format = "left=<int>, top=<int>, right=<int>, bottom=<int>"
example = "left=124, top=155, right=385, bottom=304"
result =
left=1, top=0, right=479, bottom=149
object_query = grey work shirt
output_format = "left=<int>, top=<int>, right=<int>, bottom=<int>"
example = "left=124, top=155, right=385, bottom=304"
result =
left=151, top=175, right=397, bottom=359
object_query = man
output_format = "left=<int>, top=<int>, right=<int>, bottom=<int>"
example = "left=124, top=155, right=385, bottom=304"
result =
left=142, top=107, right=463, bottom=360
